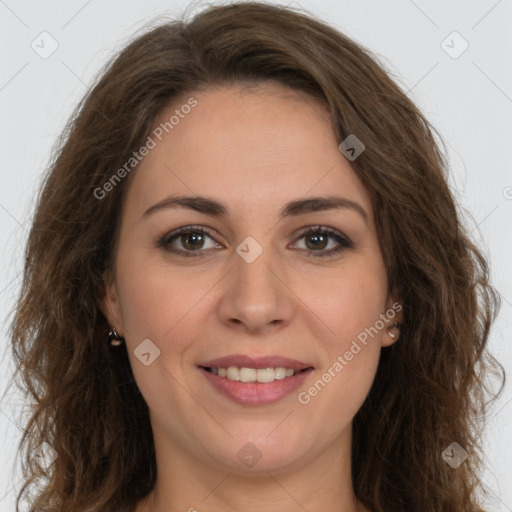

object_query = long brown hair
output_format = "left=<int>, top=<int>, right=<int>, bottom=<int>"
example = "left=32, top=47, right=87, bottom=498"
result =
left=8, top=2, right=505, bottom=511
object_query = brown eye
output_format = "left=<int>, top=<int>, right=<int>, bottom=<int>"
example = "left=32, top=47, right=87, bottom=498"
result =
left=180, top=231, right=207, bottom=251
left=157, top=225, right=353, bottom=259
left=304, top=232, right=329, bottom=251
left=157, top=226, right=221, bottom=257
left=292, top=226, right=353, bottom=258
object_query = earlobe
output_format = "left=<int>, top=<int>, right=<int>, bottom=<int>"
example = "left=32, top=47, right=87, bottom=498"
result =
left=383, top=289, right=403, bottom=347
left=99, top=272, right=124, bottom=336
left=384, top=321, right=401, bottom=346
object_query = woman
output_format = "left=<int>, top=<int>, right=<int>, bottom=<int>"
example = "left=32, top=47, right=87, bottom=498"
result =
left=9, top=2, right=505, bottom=511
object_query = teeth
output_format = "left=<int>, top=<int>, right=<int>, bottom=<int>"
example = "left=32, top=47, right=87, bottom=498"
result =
left=211, top=366, right=300, bottom=383
left=226, top=367, right=240, bottom=381
left=257, top=368, right=275, bottom=383
left=239, top=367, right=256, bottom=382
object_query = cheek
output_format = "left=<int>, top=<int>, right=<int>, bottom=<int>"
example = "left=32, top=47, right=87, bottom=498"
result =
left=309, top=258, right=388, bottom=350
left=114, top=249, right=211, bottom=362
left=299, top=272, right=385, bottom=429
left=114, top=247, right=182, bottom=341
left=114, top=256, right=195, bottom=409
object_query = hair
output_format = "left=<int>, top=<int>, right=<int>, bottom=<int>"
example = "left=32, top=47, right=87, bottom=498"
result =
left=6, top=1, right=505, bottom=511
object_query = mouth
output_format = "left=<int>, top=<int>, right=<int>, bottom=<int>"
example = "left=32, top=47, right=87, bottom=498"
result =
left=200, top=365, right=311, bottom=383
left=197, top=355, right=314, bottom=405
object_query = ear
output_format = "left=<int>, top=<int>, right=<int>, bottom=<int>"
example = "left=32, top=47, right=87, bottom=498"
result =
left=381, top=287, right=403, bottom=348
left=98, top=269, right=124, bottom=337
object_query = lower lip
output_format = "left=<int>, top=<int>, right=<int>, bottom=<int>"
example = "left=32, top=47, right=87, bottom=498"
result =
left=199, top=367, right=314, bottom=405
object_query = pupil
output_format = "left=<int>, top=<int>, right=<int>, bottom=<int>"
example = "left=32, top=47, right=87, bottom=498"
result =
left=306, top=233, right=327, bottom=250
left=183, top=232, right=203, bottom=250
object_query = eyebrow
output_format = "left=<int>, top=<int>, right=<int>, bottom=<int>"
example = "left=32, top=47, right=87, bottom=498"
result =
left=142, top=194, right=369, bottom=225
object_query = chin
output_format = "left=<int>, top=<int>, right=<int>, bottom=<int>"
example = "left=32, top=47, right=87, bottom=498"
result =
left=200, top=432, right=312, bottom=475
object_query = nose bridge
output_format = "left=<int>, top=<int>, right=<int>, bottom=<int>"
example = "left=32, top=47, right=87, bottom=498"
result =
left=233, top=234, right=279, bottom=303
left=218, top=233, right=294, bottom=331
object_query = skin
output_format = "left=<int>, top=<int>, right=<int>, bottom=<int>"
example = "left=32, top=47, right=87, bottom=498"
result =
left=101, top=82, right=402, bottom=512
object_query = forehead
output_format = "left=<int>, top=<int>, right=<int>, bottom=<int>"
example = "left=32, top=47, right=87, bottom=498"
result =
left=122, top=83, right=374, bottom=227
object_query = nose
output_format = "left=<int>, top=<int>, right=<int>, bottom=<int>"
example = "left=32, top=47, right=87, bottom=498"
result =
left=216, top=242, right=295, bottom=334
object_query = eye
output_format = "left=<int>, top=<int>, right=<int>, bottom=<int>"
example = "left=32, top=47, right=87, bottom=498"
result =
left=156, top=225, right=221, bottom=257
left=156, top=224, right=353, bottom=258
left=291, top=225, right=353, bottom=258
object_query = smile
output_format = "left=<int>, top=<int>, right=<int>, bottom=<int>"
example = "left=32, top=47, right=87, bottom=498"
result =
left=204, top=366, right=299, bottom=382
left=198, top=354, right=314, bottom=405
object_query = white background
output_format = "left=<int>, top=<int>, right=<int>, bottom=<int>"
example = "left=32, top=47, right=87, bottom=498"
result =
left=0, top=0, right=511, bottom=510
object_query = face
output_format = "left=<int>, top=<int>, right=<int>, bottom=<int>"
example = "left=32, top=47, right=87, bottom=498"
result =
left=102, top=82, right=402, bottom=474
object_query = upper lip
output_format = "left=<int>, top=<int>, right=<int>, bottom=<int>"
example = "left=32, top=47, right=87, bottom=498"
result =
left=199, top=354, right=314, bottom=372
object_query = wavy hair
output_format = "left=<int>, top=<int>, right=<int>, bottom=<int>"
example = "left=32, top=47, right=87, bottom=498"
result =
left=7, top=2, right=505, bottom=511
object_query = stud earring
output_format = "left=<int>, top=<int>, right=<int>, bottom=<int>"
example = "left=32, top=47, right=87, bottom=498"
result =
left=107, top=327, right=125, bottom=346
left=387, top=321, right=401, bottom=340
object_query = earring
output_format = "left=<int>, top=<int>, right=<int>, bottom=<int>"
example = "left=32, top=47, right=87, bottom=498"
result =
left=107, top=327, right=125, bottom=346
left=387, top=321, right=401, bottom=340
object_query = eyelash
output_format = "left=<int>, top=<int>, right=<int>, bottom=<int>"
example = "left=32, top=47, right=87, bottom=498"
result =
left=156, top=225, right=353, bottom=259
